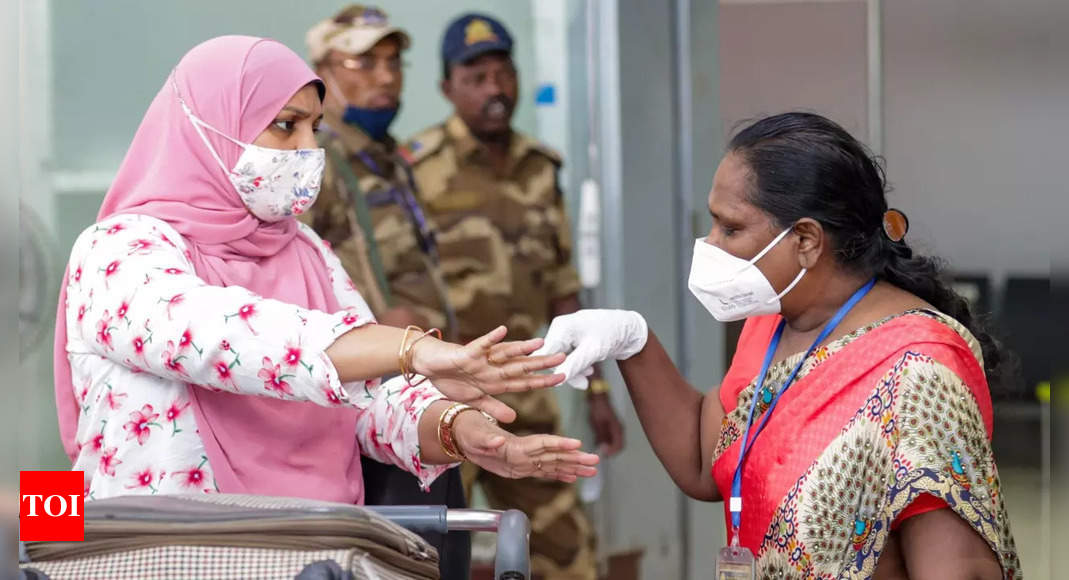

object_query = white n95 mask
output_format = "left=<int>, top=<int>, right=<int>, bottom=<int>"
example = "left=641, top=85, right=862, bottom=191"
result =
left=687, top=228, right=806, bottom=322
left=173, top=79, right=324, bottom=222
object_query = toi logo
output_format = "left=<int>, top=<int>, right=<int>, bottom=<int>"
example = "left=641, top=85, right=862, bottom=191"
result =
left=19, top=471, right=85, bottom=541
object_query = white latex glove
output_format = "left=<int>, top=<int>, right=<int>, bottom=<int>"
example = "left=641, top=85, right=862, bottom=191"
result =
left=534, top=309, right=649, bottom=389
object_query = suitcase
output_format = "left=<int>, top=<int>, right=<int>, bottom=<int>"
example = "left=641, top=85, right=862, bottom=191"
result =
left=20, top=494, right=531, bottom=580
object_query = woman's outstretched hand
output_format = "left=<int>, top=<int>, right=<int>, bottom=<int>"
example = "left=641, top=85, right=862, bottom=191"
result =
left=411, top=325, right=567, bottom=423
left=453, top=411, right=600, bottom=482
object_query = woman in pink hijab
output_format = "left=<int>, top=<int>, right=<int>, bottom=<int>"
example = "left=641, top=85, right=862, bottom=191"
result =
left=55, top=36, right=598, bottom=503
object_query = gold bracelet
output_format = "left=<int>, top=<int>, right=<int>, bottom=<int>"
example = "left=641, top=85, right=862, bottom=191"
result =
left=398, top=325, right=423, bottom=379
left=437, top=402, right=496, bottom=462
left=589, top=378, right=611, bottom=394
left=438, top=403, right=473, bottom=461
left=403, top=328, right=441, bottom=387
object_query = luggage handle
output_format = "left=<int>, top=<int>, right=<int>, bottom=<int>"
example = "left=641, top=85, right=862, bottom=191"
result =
left=365, top=507, right=530, bottom=580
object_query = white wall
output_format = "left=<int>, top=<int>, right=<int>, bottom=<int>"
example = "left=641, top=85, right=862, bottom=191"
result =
left=882, top=0, right=1063, bottom=284
left=719, top=0, right=1060, bottom=289
left=719, top=0, right=869, bottom=143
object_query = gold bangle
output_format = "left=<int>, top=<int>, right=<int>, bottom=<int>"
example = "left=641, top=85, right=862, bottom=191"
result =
left=398, top=325, right=423, bottom=379
left=437, top=402, right=496, bottom=462
left=403, top=328, right=441, bottom=387
left=438, top=403, right=472, bottom=461
left=589, top=378, right=611, bottom=394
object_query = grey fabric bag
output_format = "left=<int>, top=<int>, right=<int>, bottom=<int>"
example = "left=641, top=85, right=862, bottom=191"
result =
left=21, top=494, right=440, bottom=580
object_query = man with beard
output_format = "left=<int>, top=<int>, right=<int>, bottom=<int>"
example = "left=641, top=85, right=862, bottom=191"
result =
left=302, top=7, right=468, bottom=579
left=403, top=13, right=624, bottom=580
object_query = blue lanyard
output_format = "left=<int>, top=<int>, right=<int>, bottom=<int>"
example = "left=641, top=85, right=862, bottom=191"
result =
left=728, top=278, right=876, bottom=542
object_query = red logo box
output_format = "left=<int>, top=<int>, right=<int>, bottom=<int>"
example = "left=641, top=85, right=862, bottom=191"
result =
left=19, top=471, right=84, bottom=541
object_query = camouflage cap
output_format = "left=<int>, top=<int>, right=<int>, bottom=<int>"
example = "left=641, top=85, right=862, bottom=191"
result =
left=306, top=4, right=411, bottom=64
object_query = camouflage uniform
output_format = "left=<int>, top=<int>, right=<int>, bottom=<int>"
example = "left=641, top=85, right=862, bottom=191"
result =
left=405, top=116, right=596, bottom=580
left=300, top=110, right=455, bottom=336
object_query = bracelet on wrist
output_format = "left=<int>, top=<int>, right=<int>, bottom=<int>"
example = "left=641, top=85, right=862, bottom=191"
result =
left=400, top=326, right=441, bottom=387
left=588, top=378, right=611, bottom=394
left=437, top=402, right=496, bottom=462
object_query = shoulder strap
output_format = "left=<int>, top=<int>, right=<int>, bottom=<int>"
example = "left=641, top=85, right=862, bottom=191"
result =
left=324, top=141, right=393, bottom=307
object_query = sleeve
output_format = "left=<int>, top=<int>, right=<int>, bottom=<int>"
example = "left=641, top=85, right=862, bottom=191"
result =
left=353, top=375, right=456, bottom=490
left=302, top=222, right=457, bottom=487
left=891, top=494, right=950, bottom=530
left=547, top=174, right=583, bottom=300
left=64, top=214, right=371, bottom=408
left=884, top=350, right=1016, bottom=567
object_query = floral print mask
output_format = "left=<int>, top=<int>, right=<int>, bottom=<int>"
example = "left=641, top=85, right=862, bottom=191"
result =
left=173, top=78, right=324, bottom=222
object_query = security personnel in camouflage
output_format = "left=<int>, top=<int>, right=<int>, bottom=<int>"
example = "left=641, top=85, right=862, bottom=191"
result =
left=301, top=6, right=467, bottom=579
left=403, top=13, right=625, bottom=580
left=303, top=4, right=455, bottom=336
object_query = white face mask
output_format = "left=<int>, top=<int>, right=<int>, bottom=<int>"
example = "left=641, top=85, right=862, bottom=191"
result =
left=174, top=82, right=325, bottom=222
left=687, top=228, right=806, bottom=322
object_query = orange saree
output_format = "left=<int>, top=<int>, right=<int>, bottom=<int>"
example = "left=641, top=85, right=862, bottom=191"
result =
left=711, top=310, right=1020, bottom=578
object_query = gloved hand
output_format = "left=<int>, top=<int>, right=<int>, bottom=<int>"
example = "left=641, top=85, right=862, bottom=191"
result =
left=534, top=310, right=649, bottom=389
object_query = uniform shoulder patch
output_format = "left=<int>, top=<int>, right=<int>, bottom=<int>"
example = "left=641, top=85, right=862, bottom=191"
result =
left=401, top=125, right=447, bottom=166
left=528, top=139, right=563, bottom=167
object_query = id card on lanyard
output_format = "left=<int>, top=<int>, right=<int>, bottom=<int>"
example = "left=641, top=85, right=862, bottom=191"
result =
left=716, top=278, right=876, bottom=577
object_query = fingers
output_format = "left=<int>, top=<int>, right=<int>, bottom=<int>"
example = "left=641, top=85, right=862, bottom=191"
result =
left=549, top=464, right=599, bottom=478
left=523, top=434, right=585, bottom=455
left=567, top=374, right=590, bottom=391
left=554, top=344, right=599, bottom=383
left=608, top=418, right=625, bottom=456
left=496, top=372, right=566, bottom=394
left=597, top=426, right=624, bottom=457
left=466, top=325, right=508, bottom=354
left=529, top=449, right=601, bottom=481
left=492, top=351, right=566, bottom=375
left=532, top=322, right=571, bottom=357
left=604, top=423, right=625, bottom=457
left=565, top=366, right=594, bottom=390
left=488, top=337, right=546, bottom=363
left=468, top=395, right=517, bottom=424
left=470, top=434, right=600, bottom=483
left=462, top=425, right=508, bottom=454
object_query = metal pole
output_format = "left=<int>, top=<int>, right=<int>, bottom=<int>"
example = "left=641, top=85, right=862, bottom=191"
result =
left=494, top=510, right=531, bottom=580
left=671, top=0, right=695, bottom=576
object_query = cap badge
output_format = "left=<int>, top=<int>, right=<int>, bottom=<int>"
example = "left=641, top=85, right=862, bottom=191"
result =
left=464, top=19, right=498, bottom=46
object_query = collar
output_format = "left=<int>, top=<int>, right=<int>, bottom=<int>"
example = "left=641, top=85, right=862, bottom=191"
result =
left=444, top=115, right=535, bottom=169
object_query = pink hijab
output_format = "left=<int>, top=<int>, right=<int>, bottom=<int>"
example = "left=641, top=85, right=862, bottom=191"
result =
left=54, top=36, right=365, bottom=504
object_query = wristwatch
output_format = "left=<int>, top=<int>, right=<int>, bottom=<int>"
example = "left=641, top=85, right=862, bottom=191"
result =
left=588, top=378, right=611, bottom=394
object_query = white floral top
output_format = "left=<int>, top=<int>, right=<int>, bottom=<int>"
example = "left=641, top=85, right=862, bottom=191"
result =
left=62, top=213, right=452, bottom=500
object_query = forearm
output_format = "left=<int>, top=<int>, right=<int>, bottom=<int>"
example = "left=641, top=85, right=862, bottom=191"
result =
left=618, top=330, right=719, bottom=500
left=327, top=324, right=428, bottom=383
left=900, top=511, right=1004, bottom=580
left=417, top=400, right=474, bottom=465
